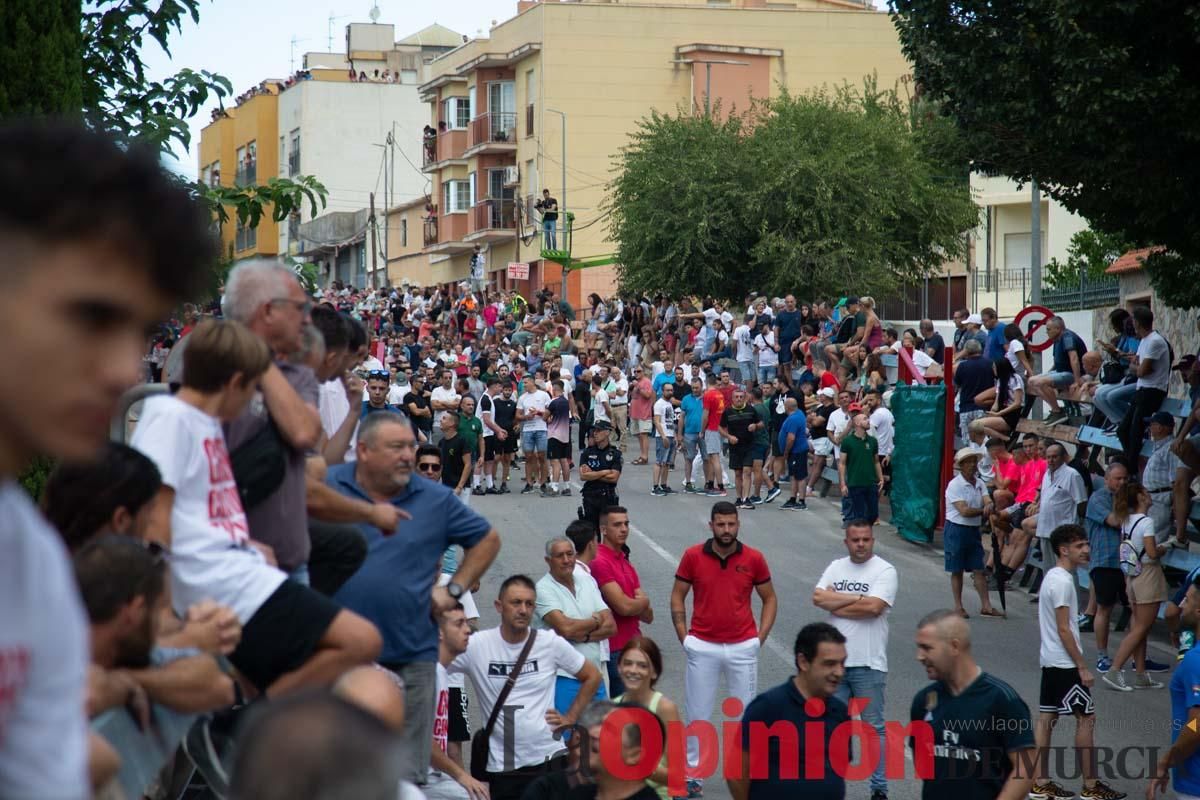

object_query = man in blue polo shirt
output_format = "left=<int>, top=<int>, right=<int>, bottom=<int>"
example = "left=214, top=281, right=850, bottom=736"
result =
left=326, top=409, right=501, bottom=785
left=1150, top=573, right=1200, bottom=799
left=729, top=622, right=848, bottom=800
left=777, top=396, right=810, bottom=510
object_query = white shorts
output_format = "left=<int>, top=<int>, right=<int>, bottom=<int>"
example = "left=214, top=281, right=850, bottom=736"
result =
left=812, top=437, right=833, bottom=457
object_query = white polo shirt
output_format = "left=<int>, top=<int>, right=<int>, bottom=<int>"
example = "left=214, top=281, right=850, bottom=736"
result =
left=1035, top=465, right=1087, bottom=537
left=945, top=473, right=987, bottom=526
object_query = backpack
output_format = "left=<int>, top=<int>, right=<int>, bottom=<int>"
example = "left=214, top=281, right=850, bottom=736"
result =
left=1118, top=516, right=1150, bottom=577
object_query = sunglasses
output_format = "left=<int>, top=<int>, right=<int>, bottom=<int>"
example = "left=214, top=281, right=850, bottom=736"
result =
left=417, top=462, right=442, bottom=473
left=367, top=370, right=391, bottom=380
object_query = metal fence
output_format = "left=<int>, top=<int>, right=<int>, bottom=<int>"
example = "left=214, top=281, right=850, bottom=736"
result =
left=1042, top=275, right=1120, bottom=310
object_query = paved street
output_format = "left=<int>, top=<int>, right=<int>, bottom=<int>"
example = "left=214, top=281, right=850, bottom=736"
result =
left=460, top=455, right=1176, bottom=800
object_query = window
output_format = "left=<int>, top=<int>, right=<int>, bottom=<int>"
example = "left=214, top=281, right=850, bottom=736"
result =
left=1003, top=232, right=1047, bottom=272
left=442, top=180, right=472, bottom=213
left=400, top=69, right=417, bottom=84
left=279, top=136, right=285, bottom=172
left=401, top=217, right=408, bottom=247
left=235, top=222, right=257, bottom=252
left=443, top=97, right=470, bottom=129
left=204, top=161, right=221, bottom=187
left=289, top=129, right=301, bottom=176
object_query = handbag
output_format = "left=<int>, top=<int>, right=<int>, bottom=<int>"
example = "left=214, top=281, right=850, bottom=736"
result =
left=1099, top=357, right=1127, bottom=385
left=1118, top=517, right=1149, bottom=577
left=470, top=629, right=537, bottom=781
left=230, top=417, right=288, bottom=511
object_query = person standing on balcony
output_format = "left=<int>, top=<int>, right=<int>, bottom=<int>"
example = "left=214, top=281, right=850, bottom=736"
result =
left=469, top=245, right=486, bottom=295
left=536, top=189, right=558, bottom=250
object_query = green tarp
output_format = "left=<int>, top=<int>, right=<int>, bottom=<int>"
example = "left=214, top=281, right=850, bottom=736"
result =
left=890, top=384, right=946, bottom=545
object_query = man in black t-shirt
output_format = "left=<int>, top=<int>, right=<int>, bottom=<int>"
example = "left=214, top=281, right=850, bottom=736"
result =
left=911, top=610, right=1034, bottom=800
left=403, top=374, right=433, bottom=442
left=720, top=388, right=762, bottom=510
left=491, top=383, right=518, bottom=492
left=438, top=412, right=471, bottom=497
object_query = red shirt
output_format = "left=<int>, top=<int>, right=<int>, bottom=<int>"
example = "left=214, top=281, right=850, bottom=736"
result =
left=1018, top=459, right=1046, bottom=504
left=591, top=542, right=643, bottom=650
left=676, top=540, right=771, bottom=643
left=993, top=456, right=1022, bottom=496
left=819, top=371, right=841, bottom=392
left=718, top=384, right=735, bottom=409
left=702, top=388, right=726, bottom=431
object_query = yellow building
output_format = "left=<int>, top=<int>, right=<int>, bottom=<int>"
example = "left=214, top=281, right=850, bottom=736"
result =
left=418, top=0, right=908, bottom=306
left=198, top=84, right=282, bottom=260
left=385, top=198, right=435, bottom=286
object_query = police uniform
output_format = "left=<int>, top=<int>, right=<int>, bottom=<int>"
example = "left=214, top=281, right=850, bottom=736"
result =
left=578, top=430, right=622, bottom=527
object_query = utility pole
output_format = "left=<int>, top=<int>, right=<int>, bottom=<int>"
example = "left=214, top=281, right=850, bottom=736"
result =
left=546, top=109, right=567, bottom=214
left=1030, top=181, right=1042, bottom=306
left=369, top=192, right=377, bottom=289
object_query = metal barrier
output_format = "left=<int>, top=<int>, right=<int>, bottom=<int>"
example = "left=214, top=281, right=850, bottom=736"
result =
left=110, top=383, right=169, bottom=444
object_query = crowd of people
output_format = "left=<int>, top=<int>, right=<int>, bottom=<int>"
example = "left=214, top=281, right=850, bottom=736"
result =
left=9, top=121, right=1200, bottom=800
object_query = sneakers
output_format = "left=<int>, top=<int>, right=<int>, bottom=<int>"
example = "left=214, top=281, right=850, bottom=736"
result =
left=684, top=482, right=700, bottom=494
left=182, top=715, right=234, bottom=798
left=1081, top=781, right=1127, bottom=800
left=661, top=485, right=676, bottom=495
left=1096, top=654, right=1112, bottom=673
left=1142, top=658, right=1171, bottom=673
left=748, top=494, right=764, bottom=505
left=1030, top=781, right=1076, bottom=800
left=472, top=486, right=487, bottom=496
left=737, top=498, right=755, bottom=510
left=705, top=487, right=725, bottom=497
left=781, top=498, right=798, bottom=510
left=1101, top=670, right=1132, bottom=692
left=560, top=487, right=572, bottom=497
left=795, top=499, right=808, bottom=510
left=540, top=485, right=554, bottom=497
left=485, top=486, right=501, bottom=495
left=870, top=791, right=887, bottom=800
left=685, top=779, right=703, bottom=799
left=520, top=483, right=534, bottom=494
left=1133, top=673, right=1164, bottom=689
left=764, top=486, right=783, bottom=504
left=1079, top=615, right=1095, bottom=632
left=713, top=486, right=728, bottom=496
left=1045, top=410, right=1070, bottom=426
left=499, top=482, right=510, bottom=494
left=651, top=486, right=666, bottom=497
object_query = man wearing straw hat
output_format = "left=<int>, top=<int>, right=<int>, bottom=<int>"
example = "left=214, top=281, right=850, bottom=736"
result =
left=944, top=448, right=1006, bottom=619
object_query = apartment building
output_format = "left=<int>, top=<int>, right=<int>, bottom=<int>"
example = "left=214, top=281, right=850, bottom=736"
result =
left=418, top=0, right=908, bottom=305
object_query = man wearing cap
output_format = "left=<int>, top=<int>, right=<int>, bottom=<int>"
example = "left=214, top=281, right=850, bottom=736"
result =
left=944, top=448, right=1004, bottom=618
left=578, top=420, right=622, bottom=529
left=1144, top=411, right=1190, bottom=545
left=806, top=386, right=838, bottom=500
left=839, top=409, right=883, bottom=525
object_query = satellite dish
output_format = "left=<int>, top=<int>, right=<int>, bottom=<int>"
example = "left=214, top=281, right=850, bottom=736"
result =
left=368, top=3, right=381, bottom=22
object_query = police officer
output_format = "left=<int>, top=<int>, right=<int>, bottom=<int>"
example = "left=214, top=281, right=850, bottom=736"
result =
left=579, top=420, right=622, bottom=529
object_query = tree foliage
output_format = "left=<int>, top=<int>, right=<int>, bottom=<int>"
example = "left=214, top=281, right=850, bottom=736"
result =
left=890, top=0, right=1200, bottom=306
left=0, top=0, right=82, bottom=117
left=1043, top=228, right=1132, bottom=291
left=608, top=83, right=977, bottom=301
left=79, top=1, right=326, bottom=239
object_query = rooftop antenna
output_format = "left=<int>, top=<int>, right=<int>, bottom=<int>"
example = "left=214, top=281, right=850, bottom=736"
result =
left=329, top=11, right=351, bottom=51
left=369, top=2, right=381, bottom=23
left=289, top=35, right=311, bottom=72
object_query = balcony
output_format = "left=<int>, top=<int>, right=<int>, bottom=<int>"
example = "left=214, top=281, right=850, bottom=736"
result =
left=525, top=104, right=534, bottom=138
left=466, top=199, right=517, bottom=244
left=425, top=212, right=474, bottom=254
left=423, top=216, right=438, bottom=247
left=467, top=112, right=518, bottom=155
left=235, top=162, right=257, bottom=187
left=422, top=129, right=468, bottom=172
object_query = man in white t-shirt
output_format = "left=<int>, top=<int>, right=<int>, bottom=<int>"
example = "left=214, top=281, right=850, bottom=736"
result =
left=652, top=383, right=677, bottom=495
left=535, top=538, right=615, bottom=714
left=425, top=604, right=489, bottom=800
left=431, top=369, right=462, bottom=446
left=1117, top=306, right=1170, bottom=457
left=752, top=319, right=779, bottom=386
left=812, top=521, right=898, bottom=800
left=733, top=314, right=756, bottom=386
left=449, top=575, right=601, bottom=800
left=1032, top=524, right=1112, bottom=800
left=516, top=376, right=553, bottom=494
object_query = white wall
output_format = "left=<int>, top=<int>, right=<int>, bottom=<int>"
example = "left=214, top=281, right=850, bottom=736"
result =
left=277, top=80, right=430, bottom=256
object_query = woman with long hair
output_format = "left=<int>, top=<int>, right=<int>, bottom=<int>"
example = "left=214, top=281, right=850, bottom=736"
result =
left=585, top=292, right=605, bottom=349
left=1002, top=323, right=1035, bottom=380
left=980, top=357, right=1025, bottom=440
left=613, top=636, right=681, bottom=799
left=1101, top=483, right=1168, bottom=692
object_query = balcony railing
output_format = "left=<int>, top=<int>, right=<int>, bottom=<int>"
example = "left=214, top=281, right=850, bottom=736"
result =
left=422, top=132, right=438, bottom=167
left=525, top=104, right=534, bottom=138
left=472, top=199, right=516, bottom=232
left=235, top=163, right=257, bottom=187
left=469, top=112, right=517, bottom=148
left=423, top=216, right=439, bottom=246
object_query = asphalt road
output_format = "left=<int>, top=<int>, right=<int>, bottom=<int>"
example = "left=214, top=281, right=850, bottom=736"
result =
left=459, top=453, right=1177, bottom=800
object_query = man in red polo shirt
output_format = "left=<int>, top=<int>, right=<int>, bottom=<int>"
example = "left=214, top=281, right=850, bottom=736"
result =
left=700, top=375, right=728, bottom=496
left=590, top=505, right=652, bottom=697
left=670, top=500, right=777, bottom=795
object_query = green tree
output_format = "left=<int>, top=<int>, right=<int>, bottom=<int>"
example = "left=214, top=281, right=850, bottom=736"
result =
left=890, top=0, right=1200, bottom=306
left=1042, top=227, right=1133, bottom=290
left=608, top=83, right=977, bottom=301
left=0, top=1, right=82, bottom=117
left=607, top=108, right=756, bottom=300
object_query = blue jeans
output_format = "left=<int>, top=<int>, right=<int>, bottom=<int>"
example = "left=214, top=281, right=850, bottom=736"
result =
left=1093, top=381, right=1137, bottom=426
left=606, top=658, right=626, bottom=698
left=757, top=365, right=777, bottom=385
left=554, top=673, right=607, bottom=715
left=543, top=218, right=556, bottom=249
left=834, top=667, right=888, bottom=793
left=738, top=361, right=756, bottom=385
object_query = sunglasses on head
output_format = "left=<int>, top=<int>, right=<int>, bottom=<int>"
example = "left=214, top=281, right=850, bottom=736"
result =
left=367, top=370, right=390, bottom=380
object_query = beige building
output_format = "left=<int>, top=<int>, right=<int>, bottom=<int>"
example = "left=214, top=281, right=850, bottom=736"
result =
left=418, top=0, right=908, bottom=307
left=970, top=173, right=1089, bottom=317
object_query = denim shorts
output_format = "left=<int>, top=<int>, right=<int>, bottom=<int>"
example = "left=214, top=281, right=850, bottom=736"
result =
left=655, top=436, right=676, bottom=465
left=1045, top=371, right=1075, bottom=387
left=521, top=429, right=548, bottom=452
left=682, top=432, right=700, bottom=461
left=943, top=520, right=985, bottom=573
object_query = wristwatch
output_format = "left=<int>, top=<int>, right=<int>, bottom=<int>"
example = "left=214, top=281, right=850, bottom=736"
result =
left=447, top=582, right=465, bottom=600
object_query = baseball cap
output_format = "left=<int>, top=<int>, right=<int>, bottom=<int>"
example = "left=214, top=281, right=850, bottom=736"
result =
left=848, top=402, right=863, bottom=413
left=966, top=313, right=983, bottom=325
left=818, top=387, right=836, bottom=399
left=846, top=296, right=861, bottom=306
left=592, top=420, right=613, bottom=431
left=1145, top=411, right=1175, bottom=428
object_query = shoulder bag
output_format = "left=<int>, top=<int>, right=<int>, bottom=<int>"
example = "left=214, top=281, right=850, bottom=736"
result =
left=230, top=417, right=288, bottom=511
left=470, top=629, right=538, bottom=781
left=1118, top=516, right=1149, bottom=578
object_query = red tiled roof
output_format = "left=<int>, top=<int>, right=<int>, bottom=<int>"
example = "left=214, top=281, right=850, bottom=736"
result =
left=1106, top=246, right=1165, bottom=275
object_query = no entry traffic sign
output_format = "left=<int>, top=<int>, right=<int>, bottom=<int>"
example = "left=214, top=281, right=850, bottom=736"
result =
left=1014, top=305, right=1055, bottom=353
